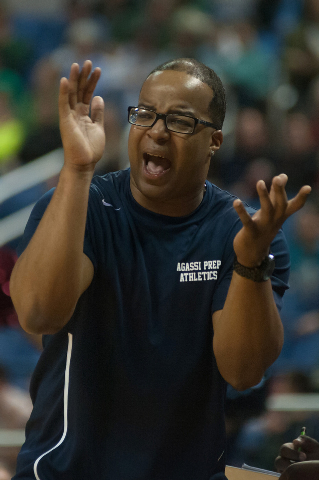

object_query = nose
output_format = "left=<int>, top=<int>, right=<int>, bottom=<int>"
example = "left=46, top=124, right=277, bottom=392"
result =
left=147, top=117, right=170, bottom=142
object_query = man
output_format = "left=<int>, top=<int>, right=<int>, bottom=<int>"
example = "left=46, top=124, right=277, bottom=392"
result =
left=275, top=433, right=319, bottom=479
left=10, top=58, right=310, bottom=480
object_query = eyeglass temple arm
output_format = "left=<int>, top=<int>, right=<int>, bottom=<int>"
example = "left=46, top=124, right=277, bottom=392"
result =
left=198, top=119, right=220, bottom=130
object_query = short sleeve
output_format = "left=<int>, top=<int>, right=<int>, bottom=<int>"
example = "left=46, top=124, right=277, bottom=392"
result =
left=17, top=189, right=55, bottom=256
left=17, top=188, right=97, bottom=272
left=268, top=228, right=291, bottom=311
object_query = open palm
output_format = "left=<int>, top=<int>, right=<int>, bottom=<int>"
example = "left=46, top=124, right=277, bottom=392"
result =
left=233, top=174, right=311, bottom=267
left=59, top=60, right=105, bottom=170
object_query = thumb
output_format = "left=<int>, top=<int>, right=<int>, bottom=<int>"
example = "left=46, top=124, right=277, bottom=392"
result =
left=286, top=185, right=312, bottom=217
left=91, top=96, right=104, bottom=125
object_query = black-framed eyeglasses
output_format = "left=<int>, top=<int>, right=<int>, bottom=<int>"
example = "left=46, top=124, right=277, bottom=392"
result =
left=128, top=106, right=219, bottom=135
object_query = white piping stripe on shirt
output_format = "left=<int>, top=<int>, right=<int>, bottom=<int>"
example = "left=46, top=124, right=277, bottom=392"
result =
left=33, top=332, right=73, bottom=480
left=217, top=449, right=224, bottom=462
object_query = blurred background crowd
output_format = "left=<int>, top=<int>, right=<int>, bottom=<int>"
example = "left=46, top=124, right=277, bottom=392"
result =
left=0, top=0, right=319, bottom=477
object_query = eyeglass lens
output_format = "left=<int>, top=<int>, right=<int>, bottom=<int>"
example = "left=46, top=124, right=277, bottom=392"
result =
left=129, top=108, right=195, bottom=134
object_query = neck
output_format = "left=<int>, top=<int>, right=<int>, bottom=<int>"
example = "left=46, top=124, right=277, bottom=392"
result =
left=130, top=183, right=206, bottom=217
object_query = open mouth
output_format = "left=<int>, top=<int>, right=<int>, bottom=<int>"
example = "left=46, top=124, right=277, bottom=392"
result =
left=143, top=153, right=171, bottom=176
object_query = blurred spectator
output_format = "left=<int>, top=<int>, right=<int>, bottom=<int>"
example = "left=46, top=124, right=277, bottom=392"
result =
left=282, top=0, right=319, bottom=102
left=219, top=21, right=280, bottom=106
left=0, top=69, right=27, bottom=174
left=97, top=0, right=143, bottom=44
left=256, top=0, right=303, bottom=48
left=169, top=6, right=214, bottom=59
left=231, top=371, right=319, bottom=470
left=0, top=461, right=11, bottom=480
left=0, top=247, right=40, bottom=390
left=97, top=5, right=173, bottom=122
left=214, top=107, right=274, bottom=190
left=0, top=91, right=24, bottom=174
left=273, top=201, right=319, bottom=374
left=5, top=0, right=67, bottom=67
left=49, top=16, right=111, bottom=94
left=136, top=0, right=179, bottom=50
left=0, top=363, right=32, bottom=476
left=66, top=0, right=102, bottom=22
left=18, top=15, right=111, bottom=162
left=6, top=0, right=66, bottom=18
left=18, top=59, right=62, bottom=164
left=207, top=0, right=257, bottom=23
left=94, top=101, right=123, bottom=175
left=229, top=157, right=276, bottom=206
left=0, top=365, right=32, bottom=429
left=0, top=247, right=18, bottom=328
left=225, top=377, right=270, bottom=467
left=307, top=75, right=319, bottom=154
left=276, top=111, right=319, bottom=194
left=200, top=19, right=281, bottom=108
left=0, top=3, right=35, bottom=80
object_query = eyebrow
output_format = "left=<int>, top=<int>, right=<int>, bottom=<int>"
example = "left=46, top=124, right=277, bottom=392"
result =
left=138, top=103, right=196, bottom=117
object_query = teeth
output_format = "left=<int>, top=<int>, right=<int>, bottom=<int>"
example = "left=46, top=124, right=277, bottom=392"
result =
left=144, top=152, right=171, bottom=174
left=146, top=153, right=166, bottom=159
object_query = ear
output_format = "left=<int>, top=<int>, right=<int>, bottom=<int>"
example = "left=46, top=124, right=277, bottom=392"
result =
left=210, top=130, right=223, bottom=155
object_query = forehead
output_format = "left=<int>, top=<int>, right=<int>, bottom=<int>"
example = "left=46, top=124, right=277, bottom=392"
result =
left=139, top=70, right=213, bottom=114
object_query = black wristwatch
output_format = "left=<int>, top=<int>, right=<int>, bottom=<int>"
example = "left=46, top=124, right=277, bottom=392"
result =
left=233, top=253, right=275, bottom=282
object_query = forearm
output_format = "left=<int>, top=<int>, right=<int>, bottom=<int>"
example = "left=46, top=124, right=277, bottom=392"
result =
left=213, top=272, right=283, bottom=390
left=10, top=164, right=94, bottom=334
left=212, top=173, right=310, bottom=389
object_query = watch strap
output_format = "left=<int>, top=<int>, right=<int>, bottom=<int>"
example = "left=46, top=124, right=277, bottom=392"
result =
left=233, top=254, right=275, bottom=282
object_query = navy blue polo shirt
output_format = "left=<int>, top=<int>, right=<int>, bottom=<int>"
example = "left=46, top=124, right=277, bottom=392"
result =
left=13, top=169, right=290, bottom=480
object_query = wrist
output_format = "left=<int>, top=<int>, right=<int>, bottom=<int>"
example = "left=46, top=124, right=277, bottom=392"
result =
left=57, top=164, right=94, bottom=198
left=235, top=249, right=270, bottom=269
left=233, top=253, right=275, bottom=282
left=60, top=163, right=95, bottom=181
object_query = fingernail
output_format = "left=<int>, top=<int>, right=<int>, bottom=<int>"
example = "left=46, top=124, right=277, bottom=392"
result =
left=299, top=452, right=307, bottom=461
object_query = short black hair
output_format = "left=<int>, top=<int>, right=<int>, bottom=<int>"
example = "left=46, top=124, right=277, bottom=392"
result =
left=147, top=58, right=226, bottom=130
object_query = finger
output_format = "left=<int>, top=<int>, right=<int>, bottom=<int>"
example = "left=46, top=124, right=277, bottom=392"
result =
left=233, top=198, right=255, bottom=228
left=59, top=77, right=71, bottom=120
left=294, top=435, right=319, bottom=453
left=91, top=96, right=105, bottom=125
left=272, top=173, right=288, bottom=190
left=285, top=185, right=312, bottom=218
left=77, top=60, right=93, bottom=104
left=83, top=67, right=102, bottom=105
left=68, top=63, right=80, bottom=109
left=256, top=179, right=274, bottom=217
left=269, top=174, right=289, bottom=214
left=274, top=456, right=293, bottom=473
left=281, top=443, right=306, bottom=462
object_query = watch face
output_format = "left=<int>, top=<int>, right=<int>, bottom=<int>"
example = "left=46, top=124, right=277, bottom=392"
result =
left=263, top=254, right=275, bottom=281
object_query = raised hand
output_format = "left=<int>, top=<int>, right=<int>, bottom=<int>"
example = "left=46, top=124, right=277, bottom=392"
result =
left=59, top=60, right=105, bottom=171
left=233, top=174, right=311, bottom=267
